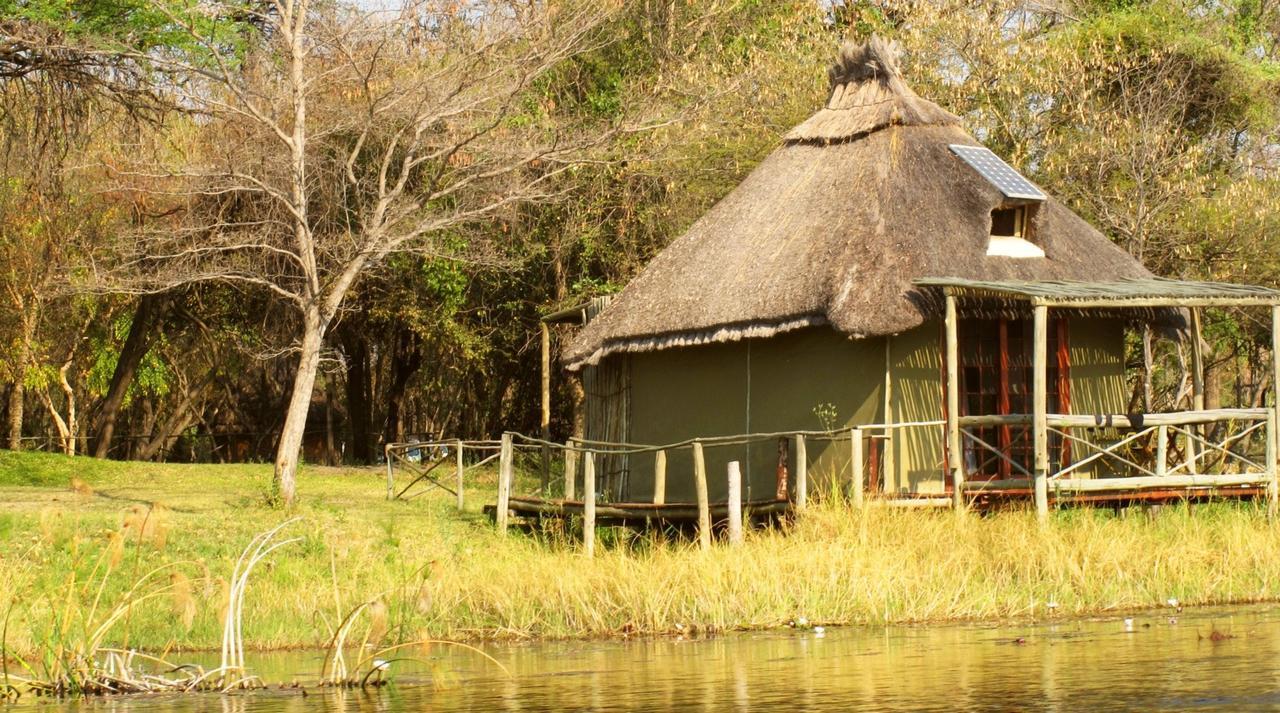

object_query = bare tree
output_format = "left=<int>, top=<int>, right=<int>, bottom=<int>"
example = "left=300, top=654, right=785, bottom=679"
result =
left=107, top=0, right=625, bottom=503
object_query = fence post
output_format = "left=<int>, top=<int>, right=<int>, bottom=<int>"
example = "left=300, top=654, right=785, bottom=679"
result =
left=1183, top=427, right=1197, bottom=474
left=584, top=451, right=596, bottom=557
left=851, top=428, right=864, bottom=508
left=794, top=435, right=808, bottom=511
left=1155, top=426, right=1168, bottom=478
left=693, top=441, right=710, bottom=551
left=653, top=449, right=667, bottom=505
left=1268, top=410, right=1278, bottom=518
left=564, top=439, right=577, bottom=501
left=455, top=439, right=465, bottom=510
left=385, top=445, right=395, bottom=501
left=727, top=461, right=743, bottom=546
left=497, top=433, right=513, bottom=533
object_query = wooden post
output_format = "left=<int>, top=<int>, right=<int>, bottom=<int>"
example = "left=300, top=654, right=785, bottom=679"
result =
left=496, top=433, right=513, bottom=533
left=583, top=451, right=596, bottom=557
left=794, top=435, right=808, bottom=511
left=1267, top=409, right=1278, bottom=517
left=693, top=441, right=710, bottom=551
left=653, top=449, right=667, bottom=505
left=564, top=439, right=577, bottom=501
left=1155, top=425, right=1168, bottom=478
left=1189, top=307, right=1206, bottom=470
left=1190, top=307, right=1206, bottom=411
left=539, top=323, right=553, bottom=494
left=1271, top=305, right=1280, bottom=515
left=883, top=336, right=894, bottom=488
left=1033, top=304, right=1050, bottom=521
left=727, top=461, right=743, bottom=546
left=850, top=428, right=864, bottom=508
left=945, top=294, right=964, bottom=511
left=385, top=445, right=395, bottom=501
left=774, top=437, right=789, bottom=501
left=455, top=439, right=465, bottom=510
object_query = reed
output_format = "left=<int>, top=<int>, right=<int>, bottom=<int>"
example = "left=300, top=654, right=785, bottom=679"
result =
left=1, top=517, right=299, bottom=697
left=6, top=451, right=1280, bottom=656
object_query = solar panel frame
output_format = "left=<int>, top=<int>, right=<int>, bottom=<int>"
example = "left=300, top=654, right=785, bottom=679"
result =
left=948, top=144, right=1047, bottom=202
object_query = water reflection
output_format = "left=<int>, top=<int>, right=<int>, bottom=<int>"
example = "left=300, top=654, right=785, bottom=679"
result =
left=11, top=605, right=1280, bottom=711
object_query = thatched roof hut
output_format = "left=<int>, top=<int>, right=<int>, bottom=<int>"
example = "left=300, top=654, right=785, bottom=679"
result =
left=565, top=36, right=1151, bottom=370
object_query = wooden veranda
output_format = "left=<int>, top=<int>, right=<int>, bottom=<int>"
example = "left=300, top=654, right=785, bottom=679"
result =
left=918, top=277, right=1280, bottom=520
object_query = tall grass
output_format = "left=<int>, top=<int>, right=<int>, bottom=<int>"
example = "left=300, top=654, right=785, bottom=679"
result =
left=4, top=451, right=1280, bottom=659
left=1, top=515, right=302, bottom=697
left=408, top=501, right=1280, bottom=637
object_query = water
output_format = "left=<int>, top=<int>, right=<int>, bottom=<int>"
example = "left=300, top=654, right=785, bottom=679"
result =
left=10, top=605, right=1280, bottom=711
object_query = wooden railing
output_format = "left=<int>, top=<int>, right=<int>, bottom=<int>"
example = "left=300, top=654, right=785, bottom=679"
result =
left=958, top=408, right=1277, bottom=497
left=383, top=438, right=540, bottom=506
left=490, top=421, right=946, bottom=553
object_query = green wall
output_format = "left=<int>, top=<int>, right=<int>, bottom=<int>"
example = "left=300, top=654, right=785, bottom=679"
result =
left=610, top=317, right=1128, bottom=501
left=627, top=327, right=882, bottom=502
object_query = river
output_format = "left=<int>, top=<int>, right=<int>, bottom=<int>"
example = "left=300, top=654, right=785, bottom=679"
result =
left=8, top=604, right=1280, bottom=711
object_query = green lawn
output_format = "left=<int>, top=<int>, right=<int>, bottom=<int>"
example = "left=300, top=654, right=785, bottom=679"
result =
left=0, top=450, right=504, bottom=655
left=5, top=450, right=1280, bottom=661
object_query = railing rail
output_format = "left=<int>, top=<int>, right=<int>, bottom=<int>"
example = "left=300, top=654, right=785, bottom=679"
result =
left=958, top=407, right=1275, bottom=497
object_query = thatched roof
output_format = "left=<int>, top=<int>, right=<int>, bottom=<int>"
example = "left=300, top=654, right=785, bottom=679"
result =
left=564, top=37, right=1154, bottom=370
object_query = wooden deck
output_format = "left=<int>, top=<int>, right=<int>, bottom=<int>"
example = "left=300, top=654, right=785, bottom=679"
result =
left=485, top=495, right=792, bottom=526
left=483, top=485, right=1265, bottom=529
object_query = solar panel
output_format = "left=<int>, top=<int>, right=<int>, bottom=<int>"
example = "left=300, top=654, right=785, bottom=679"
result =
left=948, top=144, right=1046, bottom=201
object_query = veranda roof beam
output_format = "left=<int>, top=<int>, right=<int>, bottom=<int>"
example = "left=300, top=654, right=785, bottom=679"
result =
left=915, top=277, right=1280, bottom=309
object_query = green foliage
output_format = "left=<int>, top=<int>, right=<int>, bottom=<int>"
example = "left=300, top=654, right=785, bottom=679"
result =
left=85, top=315, right=173, bottom=401
left=0, top=0, right=255, bottom=66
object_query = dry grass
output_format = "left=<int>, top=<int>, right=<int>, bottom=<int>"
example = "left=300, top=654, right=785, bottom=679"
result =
left=3, top=450, right=1280, bottom=661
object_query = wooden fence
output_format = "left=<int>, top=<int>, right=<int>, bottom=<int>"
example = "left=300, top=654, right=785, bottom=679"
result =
left=387, top=408, right=1276, bottom=555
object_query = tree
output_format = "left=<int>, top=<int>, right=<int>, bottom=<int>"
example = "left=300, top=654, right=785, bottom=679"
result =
left=109, top=0, right=628, bottom=502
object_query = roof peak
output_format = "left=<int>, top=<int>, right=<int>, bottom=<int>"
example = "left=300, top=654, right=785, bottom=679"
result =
left=828, top=35, right=903, bottom=88
left=784, top=35, right=960, bottom=144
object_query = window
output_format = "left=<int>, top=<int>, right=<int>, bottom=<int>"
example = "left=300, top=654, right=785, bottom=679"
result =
left=991, top=206, right=1024, bottom=237
left=987, top=205, right=1044, bottom=258
left=948, top=318, right=1071, bottom=480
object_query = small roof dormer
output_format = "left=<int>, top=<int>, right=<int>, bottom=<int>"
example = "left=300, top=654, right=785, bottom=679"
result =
left=949, top=144, right=1048, bottom=260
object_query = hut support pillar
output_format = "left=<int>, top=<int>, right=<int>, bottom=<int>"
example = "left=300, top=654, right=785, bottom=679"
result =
left=945, top=295, right=964, bottom=511
left=1271, top=306, right=1280, bottom=516
left=1033, top=305, right=1050, bottom=521
left=883, top=337, right=894, bottom=490
left=1188, top=307, right=1206, bottom=472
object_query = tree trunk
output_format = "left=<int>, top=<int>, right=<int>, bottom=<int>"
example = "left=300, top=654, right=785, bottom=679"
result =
left=93, top=294, right=169, bottom=458
left=6, top=379, right=22, bottom=450
left=324, top=379, right=337, bottom=465
left=339, top=326, right=373, bottom=463
left=382, top=328, right=422, bottom=446
left=137, top=371, right=213, bottom=461
left=7, top=310, right=35, bottom=450
left=274, top=309, right=325, bottom=505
